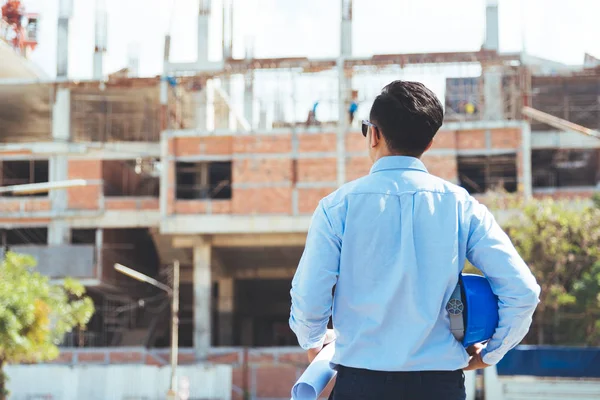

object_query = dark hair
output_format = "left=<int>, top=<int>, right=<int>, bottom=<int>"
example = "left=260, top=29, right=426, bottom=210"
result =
left=369, top=80, right=444, bottom=157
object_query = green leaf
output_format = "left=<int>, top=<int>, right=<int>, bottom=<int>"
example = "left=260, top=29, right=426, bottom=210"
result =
left=0, top=252, right=95, bottom=367
left=500, top=197, right=600, bottom=346
left=63, top=277, right=85, bottom=298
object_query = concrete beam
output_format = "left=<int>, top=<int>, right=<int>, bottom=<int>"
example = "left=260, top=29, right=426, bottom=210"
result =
left=531, top=130, right=600, bottom=149
left=66, top=211, right=161, bottom=228
left=172, top=235, right=211, bottom=249
left=0, top=142, right=160, bottom=159
left=212, top=233, right=306, bottom=248
left=164, top=120, right=523, bottom=139
left=232, top=267, right=296, bottom=280
left=162, top=215, right=312, bottom=235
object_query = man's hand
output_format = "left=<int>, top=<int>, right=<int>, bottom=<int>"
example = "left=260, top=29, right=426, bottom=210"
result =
left=464, top=342, right=491, bottom=371
left=307, top=329, right=336, bottom=363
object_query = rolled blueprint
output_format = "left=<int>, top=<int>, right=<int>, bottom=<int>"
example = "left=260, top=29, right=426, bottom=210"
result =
left=291, top=342, right=337, bottom=400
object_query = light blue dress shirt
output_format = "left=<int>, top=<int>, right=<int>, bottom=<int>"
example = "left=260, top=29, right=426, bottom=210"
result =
left=289, top=156, right=540, bottom=371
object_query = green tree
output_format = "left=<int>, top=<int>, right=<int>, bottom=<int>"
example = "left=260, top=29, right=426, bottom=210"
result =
left=501, top=197, right=600, bottom=345
left=0, top=252, right=95, bottom=399
left=593, top=192, right=600, bottom=209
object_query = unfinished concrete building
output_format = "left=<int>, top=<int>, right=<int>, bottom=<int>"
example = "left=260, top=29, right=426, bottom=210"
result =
left=1, top=0, right=599, bottom=398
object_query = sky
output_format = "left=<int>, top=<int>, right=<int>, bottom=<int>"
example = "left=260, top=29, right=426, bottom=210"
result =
left=22, top=0, right=600, bottom=80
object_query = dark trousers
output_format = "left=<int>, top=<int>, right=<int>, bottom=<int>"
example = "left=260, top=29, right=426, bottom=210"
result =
left=330, top=365, right=466, bottom=400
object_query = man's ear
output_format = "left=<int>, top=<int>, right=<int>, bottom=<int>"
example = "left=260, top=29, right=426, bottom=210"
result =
left=370, top=127, right=380, bottom=148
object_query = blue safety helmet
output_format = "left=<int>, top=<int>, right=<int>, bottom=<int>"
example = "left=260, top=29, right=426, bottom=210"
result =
left=446, top=273, right=499, bottom=348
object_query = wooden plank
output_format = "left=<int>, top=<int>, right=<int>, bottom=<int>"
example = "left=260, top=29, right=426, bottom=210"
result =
left=523, top=106, right=600, bottom=140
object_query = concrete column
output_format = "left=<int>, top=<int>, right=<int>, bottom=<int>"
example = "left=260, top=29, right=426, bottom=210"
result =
left=483, top=366, right=503, bottom=400
left=336, top=57, right=347, bottom=186
left=221, top=0, right=233, bottom=61
left=341, top=0, right=353, bottom=56
left=47, top=154, right=70, bottom=245
left=93, top=0, right=107, bottom=80
left=215, top=78, right=231, bottom=130
left=217, top=277, right=234, bottom=345
left=483, top=66, right=504, bottom=121
left=195, top=80, right=214, bottom=132
left=197, top=0, right=211, bottom=64
left=49, top=88, right=71, bottom=245
left=243, top=36, right=255, bottom=130
left=483, top=0, right=500, bottom=52
left=194, top=89, right=206, bottom=131
left=193, top=239, right=212, bottom=359
left=52, top=88, right=71, bottom=141
left=337, top=0, right=352, bottom=186
left=243, top=72, right=254, bottom=129
left=95, top=228, right=103, bottom=279
left=57, top=0, right=73, bottom=78
left=159, top=133, right=169, bottom=218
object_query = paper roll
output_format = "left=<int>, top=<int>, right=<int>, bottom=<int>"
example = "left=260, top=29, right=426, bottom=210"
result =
left=291, top=343, right=337, bottom=400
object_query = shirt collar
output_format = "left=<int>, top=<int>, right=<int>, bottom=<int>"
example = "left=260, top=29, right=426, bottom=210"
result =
left=369, top=156, right=429, bottom=175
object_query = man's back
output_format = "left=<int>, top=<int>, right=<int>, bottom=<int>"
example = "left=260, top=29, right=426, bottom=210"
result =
left=289, top=80, right=540, bottom=399
left=327, top=156, right=471, bottom=370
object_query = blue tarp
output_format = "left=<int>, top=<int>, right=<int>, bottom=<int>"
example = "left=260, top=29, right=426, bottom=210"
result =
left=496, top=345, right=600, bottom=378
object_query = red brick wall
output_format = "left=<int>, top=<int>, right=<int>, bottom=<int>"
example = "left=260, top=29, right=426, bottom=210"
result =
left=298, top=188, right=333, bottom=214
left=456, top=130, right=486, bottom=149
left=345, top=156, right=371, bottom=182
left=0, top=198, right=51, bottom=213
left=167, top=127, right=526, bottom=216
left=233, top=158, right=292, bottom=183
left=491, top=128, right=521, bottom=148
left=232, top=135, right=293, bottom=214
left=174, top=136, right=233, bottom=156
left=297, top=158, right=337, bottom=183
left=0, top=218, right=50, bottom=224
left=232, top=187, right=293, bottom=214
left=433, top=130, right=458, bottom=149
left=68, top=159, right=102, bottom=210
left=346, top=132, right=364, bottom=153
left=174, top=199, right=233, bottom=214
left=104, top=198, right=159, bottom=210
left=421, top=155, right=458, bottom=182
left=234, top=135, right=291, bottom=154
left=299, top=133, right=336, bottom=153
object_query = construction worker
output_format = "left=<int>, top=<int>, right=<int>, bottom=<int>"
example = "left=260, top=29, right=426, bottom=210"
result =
left=306, top=101, right=320, bottom=127
left=348, top=90, right=359, bottom=125
left=289, top=80, right=540, bottom=400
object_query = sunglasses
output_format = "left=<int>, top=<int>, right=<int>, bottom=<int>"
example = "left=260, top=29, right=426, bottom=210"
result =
left=361, top=120, right=376, bottom=137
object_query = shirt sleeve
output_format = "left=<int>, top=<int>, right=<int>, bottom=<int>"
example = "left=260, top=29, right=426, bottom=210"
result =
left=466, top=200, right=541, bottom=366
left=289, top=201, right=341, bottom=350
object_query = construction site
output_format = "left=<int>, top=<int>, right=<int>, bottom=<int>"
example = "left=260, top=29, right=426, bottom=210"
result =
left=1, top=0, right=600, bottom=398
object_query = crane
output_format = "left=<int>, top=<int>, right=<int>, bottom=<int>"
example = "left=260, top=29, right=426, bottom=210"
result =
left=1, top=0, right=38, bottom=57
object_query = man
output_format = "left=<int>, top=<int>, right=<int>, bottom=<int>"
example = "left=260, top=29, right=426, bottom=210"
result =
left=289, top=81, right=540, bottom=399
left=348, top=90, right=359, bottom=125
left=306, top=101, right=320, bottom=127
